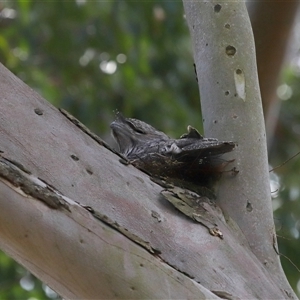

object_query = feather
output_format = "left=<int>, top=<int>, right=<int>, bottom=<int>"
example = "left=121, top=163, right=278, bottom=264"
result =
left=111, top=113, right=236, bottom=188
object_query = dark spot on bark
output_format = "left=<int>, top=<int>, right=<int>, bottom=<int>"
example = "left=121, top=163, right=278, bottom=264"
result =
left=34, top=108, right=43, bottom=115
left=225, top=23, right=230, bottom=29
left=246, top=201, right=253, bottom=212
left=225, top=91, right=229, bottom=96
left=226, top=45, right=236, bottom=56
left=80, top=239, right=84, bottom=243
left=214, top=4, right=221, bottom=12
left=236, top=68, right=242, bottom=74
left=213, top=120, right=218, bottom=124
left=234, top=93, right=237, bottom=97
left=232, top=114, right=238, bottom=119
left=71, top=154, right=79, bottom=161
left=229, top=167, right=239, bottom=176
left=86, top=168, right=93, bottom=175
left=140, top=263, right=144, bottom=267
left=285, top=290, right=293, bottom=298
left=130, top=286, right=136, bottom=291
left=151, top=210, right=162, bottom=222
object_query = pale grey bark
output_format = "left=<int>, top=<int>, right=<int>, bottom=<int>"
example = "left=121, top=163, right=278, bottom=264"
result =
left=0, top=1, right=297, bottom=297
left=0, top=159, right=215, bottom=299
left=183, top=0, right=295, bottom=296
left=0, top=57, right=296, bottom=298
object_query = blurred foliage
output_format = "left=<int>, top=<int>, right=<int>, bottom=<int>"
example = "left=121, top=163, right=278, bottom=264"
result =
left=0, top=253, right=54, bottom=299
left=0, top=0, right=201, bottom=139
left=0, top=0, right=299, bottom=299
left=270, top=63, right=300, bottom=295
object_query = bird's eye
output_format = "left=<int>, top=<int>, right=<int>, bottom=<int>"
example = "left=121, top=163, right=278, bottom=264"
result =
left=126, top=121, right=146, bottom=134
left=135, top=128, right=146, bottom=134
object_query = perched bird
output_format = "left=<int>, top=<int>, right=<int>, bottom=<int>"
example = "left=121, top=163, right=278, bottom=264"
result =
left=111, top=113, right=235, bottom=187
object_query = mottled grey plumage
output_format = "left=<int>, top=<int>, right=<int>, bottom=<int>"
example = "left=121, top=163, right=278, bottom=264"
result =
left=111, top=113, right=235, bottom=186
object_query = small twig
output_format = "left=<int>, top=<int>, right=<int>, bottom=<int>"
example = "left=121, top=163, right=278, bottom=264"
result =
left=269, top=150, right=300, bottom=172
left=276, top=234, right=291, bottom=241
left=279, top=252, right=300, bottom=273
left=275, top=234, right=300, bottom=273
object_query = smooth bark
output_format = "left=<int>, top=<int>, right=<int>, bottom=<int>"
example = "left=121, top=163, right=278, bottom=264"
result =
left=0, top=160, right=215, bottom=299
left=0, top=61, right=295, bottom=298
left=183, top=0, right=295, bottom=296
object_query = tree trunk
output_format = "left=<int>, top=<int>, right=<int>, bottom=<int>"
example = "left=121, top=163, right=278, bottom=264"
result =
left=183, top=0, right=271, bottom=267
left=247, top=1, right=300, bottom=148
left=182, top=0, right=295, bottom=297
left=0, top=1, right=297, bottom=299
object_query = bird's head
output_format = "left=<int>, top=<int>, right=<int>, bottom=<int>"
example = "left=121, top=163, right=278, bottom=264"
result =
left=110, top=112, right=169, bottom=157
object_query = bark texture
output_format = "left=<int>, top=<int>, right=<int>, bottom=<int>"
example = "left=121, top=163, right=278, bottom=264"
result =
left=182, top=0, right=295, bottom=296
left=0, top=59, right=296, bottom=298
left=0, top=1, right=298, bottom=296
left=0, top=158, right=215, bottom=299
